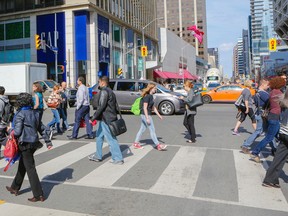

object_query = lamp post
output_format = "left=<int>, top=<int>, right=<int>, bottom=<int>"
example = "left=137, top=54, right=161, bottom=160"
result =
left=141, top=17, right=163, bottom=79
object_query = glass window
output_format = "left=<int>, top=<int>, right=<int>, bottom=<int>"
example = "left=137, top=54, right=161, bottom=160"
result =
left=216, top=86, right=229, bottom=91
left=6, top=22, right=23, bottom=40
left=116, top=81, right=136, bottom=91
left=109, top=81, right=116, bottom=90
left=24, top=21, right=30, bottom=38
left=138, top=82, right=148, bottom=91
left=0, top=24, right=4, bottom=41
left=113, top=24, right=121, bottom=42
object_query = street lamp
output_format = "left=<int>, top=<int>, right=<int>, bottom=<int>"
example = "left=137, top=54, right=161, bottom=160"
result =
left=141, top=17, right=163, bottom=79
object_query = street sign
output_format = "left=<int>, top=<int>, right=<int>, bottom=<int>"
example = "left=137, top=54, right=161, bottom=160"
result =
left=269, top=38, right=277, bottom=51
left=51, top=47, right=58, bottom=52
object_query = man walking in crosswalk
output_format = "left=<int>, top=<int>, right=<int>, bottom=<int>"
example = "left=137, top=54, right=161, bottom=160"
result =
left=88, top=76, right=124, bottom=165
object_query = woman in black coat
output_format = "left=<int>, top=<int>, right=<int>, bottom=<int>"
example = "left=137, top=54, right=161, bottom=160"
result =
left=5, top=93, right=52, bottom=202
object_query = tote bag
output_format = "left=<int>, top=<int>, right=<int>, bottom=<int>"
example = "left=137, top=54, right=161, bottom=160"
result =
left=187, top=94, right=204, bottom=109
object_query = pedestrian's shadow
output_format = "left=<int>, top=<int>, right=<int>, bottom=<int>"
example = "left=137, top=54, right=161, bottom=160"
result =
left=42, top=168, right=74, bottom=198
left=139, top=137, right=165, bottom=147
left=265, top=159, right=288, bottom=183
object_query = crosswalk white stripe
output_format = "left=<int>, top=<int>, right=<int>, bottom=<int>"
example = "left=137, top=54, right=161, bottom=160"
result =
left=0, top=140, right=71, bottom=169
left=233, top=150, right=288, bottom=211
left=34, top=142, right=96, bottom=180
left=149, top=146, right=206, bottom=198
left=0, top=203, right=95, bottom=216
left=76, top=145, right=153, bottom=187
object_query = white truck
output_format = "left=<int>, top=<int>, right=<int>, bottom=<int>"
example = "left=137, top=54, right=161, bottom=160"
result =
left=205, top=68, right=222, bottom=86
left=0, top=62, right=47, bottom=103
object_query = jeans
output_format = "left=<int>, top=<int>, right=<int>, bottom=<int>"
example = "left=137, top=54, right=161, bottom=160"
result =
left=58, top=108, right=69, bottom=129
left=72, top=105, right=92, bottom=138
left=242, top=115, right=263, bottom=148
left=252, top=119, right=279, bottom=155
left=47, top=109, right=61, bottom=132
left=135, top=115, right=159, bottom=147
left=95, top=121, right=123, bottom=162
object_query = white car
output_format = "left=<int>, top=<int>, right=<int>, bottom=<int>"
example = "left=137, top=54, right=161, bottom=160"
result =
left=173, top=85, right=187, bottom=96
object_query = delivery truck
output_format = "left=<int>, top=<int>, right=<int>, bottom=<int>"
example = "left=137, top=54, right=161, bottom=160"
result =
left=0, top=62, right=47, bottom=103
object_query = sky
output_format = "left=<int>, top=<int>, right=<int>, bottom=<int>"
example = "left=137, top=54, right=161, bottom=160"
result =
left=206, top=0, right=251, bottom=78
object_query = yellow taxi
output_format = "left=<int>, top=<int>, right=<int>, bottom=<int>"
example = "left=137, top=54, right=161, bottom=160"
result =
left=201, top=84, right=256, bottom=103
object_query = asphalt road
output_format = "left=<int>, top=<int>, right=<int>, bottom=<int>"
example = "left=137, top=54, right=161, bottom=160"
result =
left=0, top=103, right=288, bottom=216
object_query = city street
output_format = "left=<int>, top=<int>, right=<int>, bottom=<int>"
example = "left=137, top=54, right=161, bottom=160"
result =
left=0, top=103, right=288, bottom=216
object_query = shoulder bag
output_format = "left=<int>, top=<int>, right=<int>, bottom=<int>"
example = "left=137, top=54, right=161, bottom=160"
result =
left=187, top=93, right=204, bottom=109
left=108, top=99, right=127, bottom=137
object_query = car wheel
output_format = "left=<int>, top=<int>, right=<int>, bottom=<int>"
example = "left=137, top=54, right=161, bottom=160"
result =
left=69, top=102, right=75, bottom=107
left=159, top=101, right=175, bottom=115
left=203, top=95, right=212, bottom=104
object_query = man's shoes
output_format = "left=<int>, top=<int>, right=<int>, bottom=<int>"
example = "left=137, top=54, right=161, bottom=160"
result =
left=262, top=182, right=281, bottom=188
left=88, top=155, right=102, bottom=162
left=133, top=142, right=144, bottom=149
left=67, top=126, right=73, bottom=131
left=110, top=160, right=124, bottom=165
left=28, top=196, right=45, bottom=202
left=241, top=146, right=250, bottom=154
left=84, top=136, right=94, bottom=139
left=6, top=186, right=19, bottom=196
left=67, top=135, right=77, bottom=140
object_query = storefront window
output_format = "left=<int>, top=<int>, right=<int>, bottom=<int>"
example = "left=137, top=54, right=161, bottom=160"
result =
left=113, top=49, right=122, bottom=78
left=127, top=53, right=133, bottom=79
left=6, top=22, right=23, bottom=40
left=113, top=24, right=121, bottom=43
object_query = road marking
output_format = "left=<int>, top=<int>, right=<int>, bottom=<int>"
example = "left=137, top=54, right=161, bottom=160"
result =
left=234, top=150, right=288, bottom=211
left=149, top=146, right=206, bottom=198
left=76, top=145, right=153, bottom=187
left=0, top=203, right=95, bottom=216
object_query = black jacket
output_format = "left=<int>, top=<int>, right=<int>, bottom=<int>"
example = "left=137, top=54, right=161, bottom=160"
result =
left=12, top=109, right=51, bottom=148
left=91, top=86, right=118, bottom=124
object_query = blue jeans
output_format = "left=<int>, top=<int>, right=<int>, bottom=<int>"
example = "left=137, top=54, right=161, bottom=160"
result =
left=95, top=121, right=123, bottom=162
left=72, top=105, right=92, bottom=138
left=47, top=109, right=61, bottom=132
left=58, top=108, right=69, bottom=129
left=252, top=119, right=279, bottom=155
left=135, top=115, right=159, bottom=147
left=242, top=115, right=263, bottom=148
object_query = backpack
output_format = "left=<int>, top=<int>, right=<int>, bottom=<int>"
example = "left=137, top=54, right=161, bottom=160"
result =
left=131, top=97, right=142, bottom=115
left=0, top=98, right=14, bottom=124
left=92, top=92, right=101, bottom=110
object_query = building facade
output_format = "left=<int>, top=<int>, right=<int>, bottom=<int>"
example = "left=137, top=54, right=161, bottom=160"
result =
left=156, top=0, right=208, bottom=62
left=274, top=0, right=288, bottom=45
left=207, top=48, right=219, bottom=68
left=0, top=0, right=159, bottom=87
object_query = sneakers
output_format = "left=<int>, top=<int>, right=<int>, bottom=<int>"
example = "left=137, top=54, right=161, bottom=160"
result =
left=262, top=182, right=281, bottom=188
left=67, top=126, right=73, bottom=131
left=133, top=142, right=144, bottom=149
left=88, top=155, right=102, bottom=162
left=250, top=153, right=261, bottom=163
left=232, top=130, right=240, bottom=136
left=157, top=144, right=167, bottom=151
left=110, top=160, right=124, bottom=165
left=241, top=146, right=250, bottom=154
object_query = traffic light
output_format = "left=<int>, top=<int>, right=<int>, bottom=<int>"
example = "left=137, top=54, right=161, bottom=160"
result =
left=269, top=38, right=277, bottom=51
left=57, top=65, right=64, bottom=74
left=35, top=34, right=41, bottom=50
left=141, top=46, right=148, bottom=57
left=117, top=68, right=123, bottom=75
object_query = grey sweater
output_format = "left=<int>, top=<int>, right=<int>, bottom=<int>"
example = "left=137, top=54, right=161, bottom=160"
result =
left=76, top=84, right=90, bottom=110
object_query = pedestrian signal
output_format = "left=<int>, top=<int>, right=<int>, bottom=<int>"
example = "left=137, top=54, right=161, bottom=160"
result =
left=35, top=34, right=41, bottom=50
left=57, top=65, right=64, bottom=74
left=269, top=38, right=277, bottom=51
left=141, top=46, right=148, bottom=57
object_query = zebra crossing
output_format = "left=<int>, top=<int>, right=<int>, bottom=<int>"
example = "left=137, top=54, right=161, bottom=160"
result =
left=0, top=140, right=288, bottom=212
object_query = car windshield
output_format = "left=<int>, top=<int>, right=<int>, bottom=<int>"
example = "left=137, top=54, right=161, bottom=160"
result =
left=45, top=80, right=57, bottom=88
left=208, top=83, right=220, bottom=88
left=157, top=84, right=171, bottom=93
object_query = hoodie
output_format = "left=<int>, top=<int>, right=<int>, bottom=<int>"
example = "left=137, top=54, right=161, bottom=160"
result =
left=0, top=95, right=10, bottom=128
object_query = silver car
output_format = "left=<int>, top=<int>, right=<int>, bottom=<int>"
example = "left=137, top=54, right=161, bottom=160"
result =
left=91, top=79, right=185, bottom=115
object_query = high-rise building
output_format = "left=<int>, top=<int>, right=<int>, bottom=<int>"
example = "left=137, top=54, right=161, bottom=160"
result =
left=156, top=0, right=208, bottom=61
left=250, top=0, right=275, bottom=79
left=208, top=48, right=219, bottom=68
left=273, top=0, right=288, bottom=45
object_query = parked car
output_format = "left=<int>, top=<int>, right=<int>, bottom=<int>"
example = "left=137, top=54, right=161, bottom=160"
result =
left=66, top=88, right=77, bottom=107
left=201, top=84, right=256, bottom=104
left=173, top=85, right=187, bottom=96
left=91, top=79, right=185, bottom=115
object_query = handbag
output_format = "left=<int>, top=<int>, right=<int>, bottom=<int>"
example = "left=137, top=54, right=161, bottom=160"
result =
left=234, top=94, right=244, bottom=109
left=47, top=101, right=59, bottom=109
left=187, top=93, right=204, bottom=109
left=3, top=131, right=19, bottom=172
left=108, top=100, right=127, bottom=137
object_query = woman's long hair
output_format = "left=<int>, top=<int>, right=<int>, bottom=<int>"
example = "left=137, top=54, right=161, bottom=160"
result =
left=279, top=89, right=288, bottom=109
left=184, top=80, right=194, bottom=89
left=141, top=83, right=156, bottom=97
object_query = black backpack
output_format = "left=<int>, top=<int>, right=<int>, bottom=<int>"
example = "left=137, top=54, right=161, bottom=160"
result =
left=0, top=98, right=14, bottom=124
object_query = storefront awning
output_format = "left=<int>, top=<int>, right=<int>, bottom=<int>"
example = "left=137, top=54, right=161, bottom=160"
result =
left=153, top=70, right=168, bottom=79
left=183, top=70, right=198, bottom=80
left=153, top=70, right=198, bottom=80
